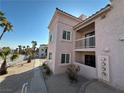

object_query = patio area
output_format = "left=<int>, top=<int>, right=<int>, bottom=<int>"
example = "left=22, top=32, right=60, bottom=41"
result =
left=44, top=73, right=124, bottom=93
left=45, top=73, right=88, bottom=93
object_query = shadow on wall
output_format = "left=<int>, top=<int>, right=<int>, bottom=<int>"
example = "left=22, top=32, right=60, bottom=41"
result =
left=0, top=67, right=36, bottom=93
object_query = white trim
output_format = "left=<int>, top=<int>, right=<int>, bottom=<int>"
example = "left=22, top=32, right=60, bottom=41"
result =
left=49, top=32, right=54, bottom=44
left=61, top=39, right=72, bottom=42
left=58, top=63, right=71, bottom=66
left=59, top=53, right=71, bottom=65
left=75, top=35, right=95, bottom=41
left=48, top=52, right=52, bottom=60
left=62, top=30, right=72, bottom=41
left=75, top=35, right=95, bottom=49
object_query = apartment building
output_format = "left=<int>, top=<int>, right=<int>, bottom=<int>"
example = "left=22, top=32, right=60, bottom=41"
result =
left=47, top=0, right=124, bottom=90
left=38, top=44, right=47, bottom=58
left=47, top=8, right=82, bottom=74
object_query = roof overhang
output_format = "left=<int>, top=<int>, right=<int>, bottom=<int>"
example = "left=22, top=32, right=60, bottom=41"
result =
left=73, top=4, right=111, bottom=31
left=48, top=8, right=82, bottom=29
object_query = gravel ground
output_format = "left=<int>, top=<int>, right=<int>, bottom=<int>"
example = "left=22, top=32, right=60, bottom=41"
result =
left=0, top=62, right=34, bottom=93
left=45, top=74, right=88, bottom=93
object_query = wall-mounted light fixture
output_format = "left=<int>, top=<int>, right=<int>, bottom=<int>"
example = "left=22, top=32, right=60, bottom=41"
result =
left=119, top=36, right=124, bottom=41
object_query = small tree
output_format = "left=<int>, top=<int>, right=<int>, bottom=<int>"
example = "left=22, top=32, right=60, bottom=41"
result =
left=25, top=41, right=37, bottom=63
left=42, top=63, right=52, bottom=79
left=0, top=47, right=19, bottom=75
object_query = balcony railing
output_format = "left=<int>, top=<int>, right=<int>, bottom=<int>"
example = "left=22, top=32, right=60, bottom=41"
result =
left=75, top=35, right=95, bottom=49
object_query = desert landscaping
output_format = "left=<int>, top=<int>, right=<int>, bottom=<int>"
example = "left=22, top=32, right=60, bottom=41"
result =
left=0, top=61, right=34, bottom=93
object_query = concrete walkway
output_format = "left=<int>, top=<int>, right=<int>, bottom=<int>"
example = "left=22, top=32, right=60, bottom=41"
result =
left=27, top=60, right=124, bottom=93
left=79, top=80, right=124, bottom=93
left=45, top=74, right=88, bottom=93
left=29, top=60, right=47, bottom=93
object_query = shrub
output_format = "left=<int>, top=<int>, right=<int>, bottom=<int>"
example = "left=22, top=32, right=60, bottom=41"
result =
left=66, top=64, right=80, bottom=83
left=42, top=63, right=52, bottom=78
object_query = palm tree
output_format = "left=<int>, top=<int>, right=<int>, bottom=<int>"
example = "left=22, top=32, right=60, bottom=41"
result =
left=0, top=11, right=13, bottom=40
left=25, top=48, right=34, bottom=63
left=0, top=11, right=5, bottom=23
left=18, top=45, right=22, bottom=54
left=22, top=46, right=26, bottom=54
left=27, top=45, right=30, bottom=49
left=31, top=41, right=37, bottom=50
left=0, top=47, right=18, bottom=75
left=15, top=48, right=19, bottom=53
left=31, top=41, right=37, bottom=58
left=26, top=45, right=30, bottom=51
left=23, top=46, right=25, bottom=49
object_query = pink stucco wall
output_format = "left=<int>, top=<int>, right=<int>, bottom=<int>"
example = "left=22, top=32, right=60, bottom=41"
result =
left=48, top=11, right=81, bottom=74
left=48, top=0, right=124, bottom=90
left=95, top=0, right=124, bottom=90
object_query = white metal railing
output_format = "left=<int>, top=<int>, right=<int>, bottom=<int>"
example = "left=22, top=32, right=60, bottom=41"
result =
left=75, top=61, right=84, bottom=64
left=75, top=35, right=95, bottom=49
left=21, top=82, right=29, bottom=93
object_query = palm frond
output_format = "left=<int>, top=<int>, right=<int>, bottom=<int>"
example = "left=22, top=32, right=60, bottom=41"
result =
left=2, top=47, right=11, bottom=57
left=11, top=54, right=19, bottom=61
left=0, top=11, right=4, bottom=16
left=0, top=52, right=5, bottom=60
left=0, top=17, right=6, bottom=22
left=6, top=23, right=13, bottom=31
left=1, top=19, right=8, bottom=25
left=0, top=16, right=13, bottom=31
left=0, top=23, right=4, bottom=27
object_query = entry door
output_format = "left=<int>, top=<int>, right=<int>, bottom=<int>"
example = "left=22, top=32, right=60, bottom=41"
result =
left=85, top=55, right=96, bottom=68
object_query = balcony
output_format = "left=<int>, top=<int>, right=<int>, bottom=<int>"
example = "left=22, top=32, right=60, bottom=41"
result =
left=75, top=35, right=95, bottom=51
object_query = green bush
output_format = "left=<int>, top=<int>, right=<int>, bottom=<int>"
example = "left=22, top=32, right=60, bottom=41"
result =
left=42, top=63, right=52, bottom=78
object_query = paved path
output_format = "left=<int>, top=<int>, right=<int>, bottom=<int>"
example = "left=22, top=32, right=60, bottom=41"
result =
left=29, top=59, right=47, bottom=93
left=45, top=74, right=88, bottom=93
left=79, top=80, right=124, bottom=93
left=0, top=62, right=34, bottom=93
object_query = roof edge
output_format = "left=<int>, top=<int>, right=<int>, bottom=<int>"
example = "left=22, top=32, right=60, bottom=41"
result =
left=56, top=8, right=82, bottom=21
left=48, top=8, right=82, bottom=29
left=73, top=4, right=111, bottom=30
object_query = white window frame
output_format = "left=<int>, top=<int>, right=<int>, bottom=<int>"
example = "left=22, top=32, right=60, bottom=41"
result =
left=49, top=32, right=53, bottom=43
left=48, top=52, right=52, bottom=60
left=62, top=30, right=71, bottom=41
left=60, top=53, right=71, bottom=65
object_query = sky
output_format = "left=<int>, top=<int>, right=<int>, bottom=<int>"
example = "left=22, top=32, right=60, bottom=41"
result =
left=0, top=0, right=110, bottom=49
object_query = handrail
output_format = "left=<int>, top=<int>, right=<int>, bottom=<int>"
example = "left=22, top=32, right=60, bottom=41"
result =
left=75, top=35, right=95, bottom=49
left=75, top=35, right=95, bottom=41
left=21, top=82, right=29, bottom=93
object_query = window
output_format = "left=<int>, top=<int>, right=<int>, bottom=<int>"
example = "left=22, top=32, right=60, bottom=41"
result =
left=49, top=32, right=53, bottom=42
left=85, top=55, right=96, bottom=68
left=49, top=52, right=52, bottom=60
left=63, top=31, right=66, bottom=39
left=62, top=31, right=71, bottom=40
left=61, top=54, right=70, bottom=64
